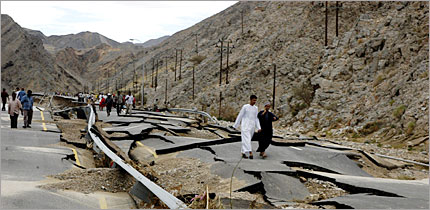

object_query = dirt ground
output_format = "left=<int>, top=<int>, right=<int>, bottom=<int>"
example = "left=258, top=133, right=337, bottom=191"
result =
left=38, top=168, right=136, bottom=194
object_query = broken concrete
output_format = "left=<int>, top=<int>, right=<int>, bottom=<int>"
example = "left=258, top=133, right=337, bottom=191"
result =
left=207, top=142, right=371, bottom=177
left=313, top=193, right=429, bottom=209
left=103, top=123, right=155, bottom=135
left=177, top=148, right=217, bottom=163
left=261, top=172, right=310, bottom=203
left=296, top=169, right=429, bottom=200
left=112, top=140, right=134, bottom=157
left=214, top=157, right=295, bottom=173
left=210, top=162, right=260, bottom=192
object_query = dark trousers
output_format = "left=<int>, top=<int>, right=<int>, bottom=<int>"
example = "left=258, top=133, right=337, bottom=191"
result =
left=2, top=100, right=6, bottom=111
left=10, top=114, right=18, bottom=128
left=116, top=103, right=123, bottom=115
left=106, top=105, right=112, bottom=116
left=23, top=109, right=33, bottom=127
left=256, top=130, right=273, bottom=153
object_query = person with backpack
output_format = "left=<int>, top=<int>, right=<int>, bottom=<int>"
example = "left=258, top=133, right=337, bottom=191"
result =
left=20, top=90, right=34, bottom=128
left=8, top=92, right=22, bottom=129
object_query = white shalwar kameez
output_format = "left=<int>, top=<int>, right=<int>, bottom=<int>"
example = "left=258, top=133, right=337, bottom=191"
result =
left=233, top=104, right=261, bottom=154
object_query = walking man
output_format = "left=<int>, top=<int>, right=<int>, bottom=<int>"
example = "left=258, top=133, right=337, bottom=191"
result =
left=233, top=95, right=261, bottom=159
left=8, top=92, right=22, bottom=128
left=1, top=88, right=9, bottom=111
left=125, top=92, right=134, bottom=115
left=115, top=91, right=123, bottom=115
left=20, top=90, right=34, bottom=128
left=256, top=102, right=279, bottom=158
left=17, top=88, right=25, bottom=100
left=105, top=93, right=113, bottom=117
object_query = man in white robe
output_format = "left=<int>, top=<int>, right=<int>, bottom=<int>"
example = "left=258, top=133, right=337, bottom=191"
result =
left=233, top=95, right=261, bottom=159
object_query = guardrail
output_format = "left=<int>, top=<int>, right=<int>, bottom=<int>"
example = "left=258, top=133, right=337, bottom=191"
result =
left=167, top=108, right=218, bottom=124
left=86, top=105, right=187, bottom=209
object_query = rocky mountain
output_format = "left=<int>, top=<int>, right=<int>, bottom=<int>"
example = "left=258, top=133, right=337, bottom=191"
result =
left=1, top=2, right=428, bottom=148
left=139, top=35, right=170, bottom=48
left=128, top=1, right=428, bottom=147
left=1, top=14, right=83, bottom=92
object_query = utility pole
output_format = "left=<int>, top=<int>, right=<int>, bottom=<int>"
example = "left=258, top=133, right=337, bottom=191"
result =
left=336, top=1, right=339, bottom=37
left=325, top=1, right=328, bottom=46
left=272, top=64, right=276, bottom=109
left=155, top=59, right=159, bottom=90
left=226, top=40, right=233, bottom=84
left=179, top=49, right=183, bottom=80
left=215, top=39, right=225, bottom=86
left=174, top=49, right=178, bottom=81
left=107, top=70, right=110, bottom=93
left=165, top=56, right=168, bottom=104
left=192, top=33, right=199, bottom=54
left=241, top=10, right=244, bottom=35
left=141, top=59, right=145, bottom=106
left=151, top=59, right=154, bottom=88
left=219, top=91, right=222, bottom=119
left=192, top=66, right=195, bottom=101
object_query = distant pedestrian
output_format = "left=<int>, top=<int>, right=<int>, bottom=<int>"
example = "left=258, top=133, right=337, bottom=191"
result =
left=8, top=92, right=22, bottom=129
left=20, top=90, right=34, bottom=128
left=115, top=91, right=124, bottom=116
left=125, top=92, right=134, bottom=115
left=1, top=88, right=9, bottom=111
left=133, top=97, right=136, bottom=109
left=17, top=88, right=25, bottom=100
left=153, top=99, right=159, bottom=112
left=105, top=93, right=113, bottom=117
left=99, top=95, right=106, bottom=111
left=233, top=95, right=261, bottom=159
left=256, top=102, right=279, bottom=158
left=14, top=87, right=20, bottom=98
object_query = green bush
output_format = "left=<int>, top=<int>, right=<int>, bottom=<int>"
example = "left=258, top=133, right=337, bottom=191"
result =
left=406, top=121, right=416, bottom=135
left=393, top=105, right=406, bottom=119
left=360, top=120, right=384, bottom=135
left=389, top=99, right=395, bottom=106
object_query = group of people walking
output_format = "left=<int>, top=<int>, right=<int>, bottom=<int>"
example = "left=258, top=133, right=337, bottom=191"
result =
left=95, top=91, right=134, bottom=117
left=1, top=88, right=34, bottom=129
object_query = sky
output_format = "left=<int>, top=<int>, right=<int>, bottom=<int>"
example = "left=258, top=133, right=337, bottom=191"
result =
left=1, top=1, right=237, bottom=43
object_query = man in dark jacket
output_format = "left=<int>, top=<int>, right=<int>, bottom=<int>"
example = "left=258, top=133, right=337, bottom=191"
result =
left=105, top=93, right=114, bottom=117
left=256, top=102, right=278, bottom=158
left=1, top=88, right=9, bottom=111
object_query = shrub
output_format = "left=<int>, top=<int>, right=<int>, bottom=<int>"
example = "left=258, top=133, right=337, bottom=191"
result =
left=188, top=55, right=207, bottom=66
left=292, top=81, right=315, bottom=107
left=393, top=105, right=406, bottom=119
left=389, top=100, right=395, bottom=106
left=406, top=121, right=416, bottom=135
left=291, top=103, right=307, bottom=117
left=360, top=120, right=384, bottom=135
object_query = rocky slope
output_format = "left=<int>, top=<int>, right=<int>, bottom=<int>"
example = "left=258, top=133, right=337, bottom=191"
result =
left=1, top=2, right=428, bottom=148
left=133, top=1, right=428, bottom=147
left=1, top=14, right=83, bottom=92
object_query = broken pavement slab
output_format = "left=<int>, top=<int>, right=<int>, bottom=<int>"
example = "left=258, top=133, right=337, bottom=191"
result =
left=177, top=148, right=217, bottom=163
left=261, top=172, right=310, bottom=203
left=296, top=169, right=429, bottom=200
left=209, top=162, right=261, bottom=192
left=312, top=193, right=429, bottom=209
left=214, top=157, right=295, bottom=173
left=207, top=141, right=371, bottom=177
left=103, top=123, right=155, bottom=135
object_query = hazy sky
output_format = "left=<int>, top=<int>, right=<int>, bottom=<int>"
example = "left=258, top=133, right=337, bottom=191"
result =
left=1, top=1, right=237, bottom=43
